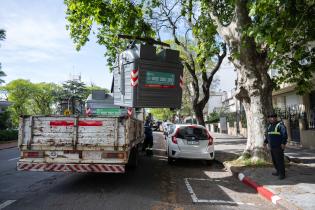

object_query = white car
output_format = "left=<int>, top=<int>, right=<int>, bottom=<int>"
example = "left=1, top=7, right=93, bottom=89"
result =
left=166, top=124, right=214, bottom=164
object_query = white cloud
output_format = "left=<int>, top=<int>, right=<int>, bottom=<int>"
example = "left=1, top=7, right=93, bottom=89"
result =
left=0, top=0, right=123, bottom=90
left=0, top=1, right=76, bottom=64
left=4, top=18, right=66, bottom=49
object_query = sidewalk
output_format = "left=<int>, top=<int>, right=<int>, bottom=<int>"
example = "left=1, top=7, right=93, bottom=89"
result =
left=0, top=140, right=17, bottom=150
left=212, top=132, right=315, bottom=210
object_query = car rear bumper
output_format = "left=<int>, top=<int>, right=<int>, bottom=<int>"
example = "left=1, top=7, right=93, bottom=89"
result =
left=168, top=145, right=215, bottom=160
left=170, top=151, right=215, bottom=160
left=17, top=161, right=125, bottom=173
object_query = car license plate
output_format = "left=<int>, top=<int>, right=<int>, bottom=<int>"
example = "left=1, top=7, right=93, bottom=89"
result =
left=187, top=140, right=199, bottom=145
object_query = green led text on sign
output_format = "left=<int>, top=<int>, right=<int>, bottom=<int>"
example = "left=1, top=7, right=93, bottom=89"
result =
left=96, top=108, right=121, bottom=116
left=145, top=71, right=175, bottom=85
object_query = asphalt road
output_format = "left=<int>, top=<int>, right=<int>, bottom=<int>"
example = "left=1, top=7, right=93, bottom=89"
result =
left=0, top=132, right=274, bottom=210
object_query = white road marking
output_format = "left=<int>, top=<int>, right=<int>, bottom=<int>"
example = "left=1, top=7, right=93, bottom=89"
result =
left=271, top=195, right=281, bottom=204
left=184, top=178, right=255, bottom=206
left=8, top=157, right=19, bottom=161
left=186, top=178, right=228, bottom=182
left=184, top=178, right=198, bottom=202
left=197, top=199, right=255, bottom=206
left=0, top=200, right=16, bottom=209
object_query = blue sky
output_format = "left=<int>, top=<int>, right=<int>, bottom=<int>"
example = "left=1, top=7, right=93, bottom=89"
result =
left=0, top=0, right=112, bottom=89
left=0, top=0, right=235, bottom=91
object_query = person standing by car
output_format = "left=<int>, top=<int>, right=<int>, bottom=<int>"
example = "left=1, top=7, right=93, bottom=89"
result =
left=264, top=113, right=288, bottom=180
left=143, top=116, right=153, bottom=156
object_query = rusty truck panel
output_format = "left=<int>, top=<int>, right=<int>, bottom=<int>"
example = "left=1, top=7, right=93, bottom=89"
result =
left=18, top=116, right=143, bottom=151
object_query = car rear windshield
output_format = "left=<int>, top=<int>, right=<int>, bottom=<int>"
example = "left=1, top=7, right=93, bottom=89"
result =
left=177, top=126, right=208, bottom=140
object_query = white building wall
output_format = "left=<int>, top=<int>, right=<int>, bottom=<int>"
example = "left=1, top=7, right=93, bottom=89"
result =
left=208, top=94, right=223, bottom=114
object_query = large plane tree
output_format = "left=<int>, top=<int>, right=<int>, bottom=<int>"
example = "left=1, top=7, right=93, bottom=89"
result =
left=203, top=0, right=314, bottom=161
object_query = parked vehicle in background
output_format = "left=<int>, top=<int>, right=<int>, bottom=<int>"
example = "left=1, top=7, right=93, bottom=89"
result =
left=166, top=124, right=214, bottom=164
left=152, top=120, right=162, bottom=131
left=183, top=116, right=197, bottom=124
left=162, top=122, right=174, bottom=139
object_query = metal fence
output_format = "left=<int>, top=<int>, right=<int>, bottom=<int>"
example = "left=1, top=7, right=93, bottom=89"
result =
left=307, top=109, right=315, bottom=129
left=275, top=106, right=315, bottom=130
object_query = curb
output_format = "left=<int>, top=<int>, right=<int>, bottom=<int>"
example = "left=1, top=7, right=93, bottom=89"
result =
left=285, top=154, right=313, bottom=164
left=237, top=172, right=301, bottom=210
left=228, top=166, right=301, bottom=210
left=216, top=158, right=301, bottom=210
left=0, top=142, right=18, bottom=150
left=0, top=145, right=17, bottom=150
left=238, top=173, right=280, bottom=204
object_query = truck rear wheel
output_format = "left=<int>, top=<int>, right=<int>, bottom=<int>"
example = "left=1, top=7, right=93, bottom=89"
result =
left=127, top=146, right=138, bottom=169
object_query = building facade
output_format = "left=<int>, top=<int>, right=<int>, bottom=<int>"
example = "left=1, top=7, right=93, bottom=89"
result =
left=272, top=77, right=315, bottom=149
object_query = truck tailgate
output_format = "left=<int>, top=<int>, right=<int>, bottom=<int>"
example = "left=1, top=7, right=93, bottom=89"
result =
left=19, top=116, right=126, bottom=150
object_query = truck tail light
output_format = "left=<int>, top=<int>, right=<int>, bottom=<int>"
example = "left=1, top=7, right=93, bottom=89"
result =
left=22, top=151, right=43, bottom=158
left=103, top=152, right=125, bottom=159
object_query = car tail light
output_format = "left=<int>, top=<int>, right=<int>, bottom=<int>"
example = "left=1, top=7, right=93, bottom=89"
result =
left=172, top=136, right=178, bottom=144
left=172, top=128, right=179, bottom=144
left=103, top=152, right=125, bottom=159
left=208, top=133, right=213, bottom=146
left=22, top=151, right=43, bottom=158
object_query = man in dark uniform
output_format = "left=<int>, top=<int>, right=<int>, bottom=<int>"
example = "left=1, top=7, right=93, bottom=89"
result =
left=264, top=113, right=288, bottom=180
left=143, top=116, right=153, bottom=156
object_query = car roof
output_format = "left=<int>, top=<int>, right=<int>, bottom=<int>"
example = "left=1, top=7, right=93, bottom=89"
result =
left=173, top=124, right=206, bottom=129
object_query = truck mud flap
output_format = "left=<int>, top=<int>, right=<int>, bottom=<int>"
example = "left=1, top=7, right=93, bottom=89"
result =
left=17, top=162, right=125, bottom=173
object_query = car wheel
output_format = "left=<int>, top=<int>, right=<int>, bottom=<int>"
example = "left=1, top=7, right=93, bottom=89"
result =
left=206, top=160, right=212, bottom=166
left=168, top=156, right=174, bottom=165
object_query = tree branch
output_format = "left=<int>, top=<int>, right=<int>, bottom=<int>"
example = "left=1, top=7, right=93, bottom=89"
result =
left=207, top=43, right=227, bottom=85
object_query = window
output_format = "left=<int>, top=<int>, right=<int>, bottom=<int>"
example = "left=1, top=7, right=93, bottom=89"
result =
left=177, top=126, right=208, bottom=140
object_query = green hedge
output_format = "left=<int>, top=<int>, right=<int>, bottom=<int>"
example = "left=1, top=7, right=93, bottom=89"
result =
left=206, top=112, right=220, bottom=124
left=0, top=130, right=18, bottom=141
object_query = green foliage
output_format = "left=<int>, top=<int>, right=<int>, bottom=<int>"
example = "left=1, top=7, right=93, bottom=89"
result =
left=0, top=110, right=13, bottom=130
left=221, top=112, right=236, bottom=127
left=240, top=111, right=247, bottom=128
left=57, top=79, right=88, bottom=102
left=202, top=1, right=315, bottom=94
left=64, top=0, right=154, bottom=70
left=149, top=108, right=175, bottom=121
left=229, top=157, right=271, bottom=167
left=246, top=0, right=315, bottom=94
left=2, top=79, right=34, bottom=125
left=31, top=83, right=61, bottom=115
left=206, top=112, right=220, bottom=123
left=2, top=80, right=61, bottom=126
left=55, top=79, right=88, bottom=114
left=0, top=129, right=18, bottom=141
left=86, top=84, right=109, bottom=93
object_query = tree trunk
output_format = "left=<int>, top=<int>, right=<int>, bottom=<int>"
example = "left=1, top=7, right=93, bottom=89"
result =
left=194, top=103, right=206, bottom=126
left=235, top=73, right=273, bottom=161
left=209, top=0, right=273, bottom=161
